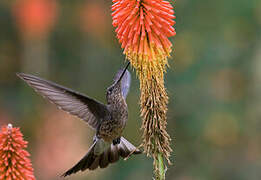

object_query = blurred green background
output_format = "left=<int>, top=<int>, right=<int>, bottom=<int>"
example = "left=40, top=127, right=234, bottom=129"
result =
left=0, top=0, right=261, bottom=179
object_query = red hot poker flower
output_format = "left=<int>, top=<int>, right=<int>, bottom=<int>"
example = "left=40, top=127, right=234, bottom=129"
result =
left=112, top=0, right=176, bottom=179
left=12, top=0, right=58, bottom=38
left=112, top=0, right=176, bottom=64
left=0, top=124, right=35, bottom=180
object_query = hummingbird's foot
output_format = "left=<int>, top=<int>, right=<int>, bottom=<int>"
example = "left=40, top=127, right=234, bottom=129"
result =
left=113, top=137, right=121, bottom=145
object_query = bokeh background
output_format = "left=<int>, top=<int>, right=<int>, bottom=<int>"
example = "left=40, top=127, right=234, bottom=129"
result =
left=0, top=0, right=261, bottom=179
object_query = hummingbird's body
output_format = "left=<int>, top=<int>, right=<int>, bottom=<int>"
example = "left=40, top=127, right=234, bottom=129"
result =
left=17, top=63, right=140, bottom=177
left=98, top=85, right=128, bottom=142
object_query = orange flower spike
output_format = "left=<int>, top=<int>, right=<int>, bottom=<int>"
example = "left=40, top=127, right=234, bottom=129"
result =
left=112, top=0, right=176, bottom=179
left=112, top=0, right=176, bottom=66
left=0, top=124, right=35, bottom=180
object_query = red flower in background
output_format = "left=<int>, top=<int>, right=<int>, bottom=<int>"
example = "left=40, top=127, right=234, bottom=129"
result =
left=12, top=0, right=58, bottom=38
left=0, top=124, right=35, bottom=180
left=80, top=2, right=108, bottom=38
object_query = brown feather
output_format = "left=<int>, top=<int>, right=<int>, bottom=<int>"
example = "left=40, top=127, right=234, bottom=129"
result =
left=89, top=156, right=100, bottom=170
left=99, top=149, right=109, bottom=168
left=62, top=137, right=140, bottom=177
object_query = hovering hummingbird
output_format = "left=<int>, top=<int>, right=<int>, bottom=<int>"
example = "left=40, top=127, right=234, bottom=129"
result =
left=17, top=62, right=141, bottom=177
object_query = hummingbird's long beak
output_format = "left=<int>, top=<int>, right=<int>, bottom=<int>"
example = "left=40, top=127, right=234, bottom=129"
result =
left=116, top=61, right=130, bottom=84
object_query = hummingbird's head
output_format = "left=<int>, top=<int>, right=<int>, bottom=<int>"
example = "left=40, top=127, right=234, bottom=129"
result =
left=106, top=62, right=130, bottom=104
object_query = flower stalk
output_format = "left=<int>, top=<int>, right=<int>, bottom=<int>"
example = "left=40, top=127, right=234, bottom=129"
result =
left=157, top=153, right=165, bottom=180
left=112, top=0, right=176, bottom=179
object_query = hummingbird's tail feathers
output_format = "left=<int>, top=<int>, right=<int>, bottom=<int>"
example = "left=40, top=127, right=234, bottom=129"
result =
left=117, top=137, right=141, bottom=158
left=98, top=137, right=141, bottom=168
left=61, top=137, right=141, bottom=177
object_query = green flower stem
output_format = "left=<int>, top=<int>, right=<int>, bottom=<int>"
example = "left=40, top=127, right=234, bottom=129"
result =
left=158, top=153, right=165, bottom=179
left=155, top=153, right=166, bottom=180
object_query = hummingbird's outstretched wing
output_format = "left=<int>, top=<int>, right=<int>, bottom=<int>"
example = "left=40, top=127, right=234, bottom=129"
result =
left=17, top=73, right=109, bottom=129
left=114, top=69, right=131, bottom=99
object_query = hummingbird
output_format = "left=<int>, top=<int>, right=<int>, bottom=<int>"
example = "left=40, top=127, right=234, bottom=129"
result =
left=17, top=62, right=141, bottom=177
